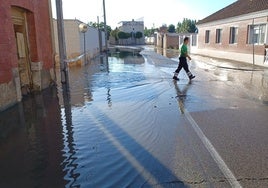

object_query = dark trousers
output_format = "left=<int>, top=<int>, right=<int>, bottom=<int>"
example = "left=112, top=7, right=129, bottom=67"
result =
left=175, top=57, right=189, bottom=74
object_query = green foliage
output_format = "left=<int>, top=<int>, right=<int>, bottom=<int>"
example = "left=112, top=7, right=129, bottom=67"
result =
left=168, top=24, right=176, bottom=33
left=176, top=18, right=197, bottom=33
left=117, top=31, right=131, bottom=39
left=144, top=27, right=157, bottom=37
left=135, top=31, right=143, bottom=39
left=88, top=21, right=112, bottom=39
left=110, top=28, right=119, bottom=41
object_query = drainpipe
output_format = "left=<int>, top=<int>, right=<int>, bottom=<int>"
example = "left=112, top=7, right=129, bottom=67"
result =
left=252, top=18, right=255, bottom=65
left=48, top=0, right=57, bottom=83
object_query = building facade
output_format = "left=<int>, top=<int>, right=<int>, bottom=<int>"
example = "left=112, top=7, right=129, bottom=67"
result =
left=196, top=0, right=268, bottom=66
left=0, top=0, right=55, bottom=111
left=53, top=19, right=105, bottom=66
left=156, top=30, right=198, bottom=53
left=118, top=19, right=145, bottom=45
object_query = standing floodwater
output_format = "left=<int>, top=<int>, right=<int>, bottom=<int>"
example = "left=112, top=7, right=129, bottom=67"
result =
left=0, top=51, right=186, bottom=187
left=1, top=49, right=268, bottom=188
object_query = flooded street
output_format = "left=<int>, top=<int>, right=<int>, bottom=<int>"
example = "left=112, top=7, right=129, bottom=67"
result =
left=1, top=48, right=268, bottom=188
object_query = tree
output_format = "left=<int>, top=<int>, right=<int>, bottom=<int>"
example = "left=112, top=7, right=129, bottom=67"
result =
left=168, top=24, right=176, bottom=33
left=144, top=27, right=157, bottom=37
left=176, top=18, right=197, bottom=33
left=110, top=27, right=119, bottom=41
left=117, top=31, right=131, bottom=39
left=135, top=31, right=143, bottom=39
left=88, top=21, right=112, bottom=39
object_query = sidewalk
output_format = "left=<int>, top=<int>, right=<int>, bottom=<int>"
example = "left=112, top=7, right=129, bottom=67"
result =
left=142, top=48, right=268, bottom=72
left=192, top=54, right=268, bottom=71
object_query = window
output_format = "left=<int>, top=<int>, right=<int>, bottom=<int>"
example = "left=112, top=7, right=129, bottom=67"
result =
left=192, top=35, right=197, bottom=46
left=216, top=29, right=222, bottom=44
left=229, top=27, right=238, bottom=44
left=205, top=30, right=210, bottom=43
left=248, top=24, right=266, bottom=45
left=179, top=36, right=184, bottom=45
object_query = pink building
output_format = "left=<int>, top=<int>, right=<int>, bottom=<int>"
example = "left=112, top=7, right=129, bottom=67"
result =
left=196, top=0, right=268, bottom=66
left=0, top=0, right=55, bottom=111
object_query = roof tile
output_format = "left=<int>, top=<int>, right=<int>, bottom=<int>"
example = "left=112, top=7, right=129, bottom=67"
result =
left=197, top=0, right=268, bottom=25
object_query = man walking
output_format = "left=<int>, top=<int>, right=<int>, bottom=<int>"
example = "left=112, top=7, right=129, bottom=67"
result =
left=173, top=37, right=195, bottom=81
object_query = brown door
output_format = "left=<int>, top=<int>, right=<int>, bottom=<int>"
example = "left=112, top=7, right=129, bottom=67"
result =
left=12, top=7, right=32, bottom=94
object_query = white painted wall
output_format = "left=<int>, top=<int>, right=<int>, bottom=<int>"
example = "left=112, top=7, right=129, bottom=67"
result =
left=53, top=19, right=105, bottom=58
left=79, top=26, right=105, bottom=57
left=193, top=48, right=268, bottom=67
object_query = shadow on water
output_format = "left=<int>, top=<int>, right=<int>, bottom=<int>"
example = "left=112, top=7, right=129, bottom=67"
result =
left=0, top=87, right=66, bottom=188
left=84, top=105, right=188, bottom=187
left=0, top=51, right=188, bottom=187
left=58, top=52, right=188, bottom=187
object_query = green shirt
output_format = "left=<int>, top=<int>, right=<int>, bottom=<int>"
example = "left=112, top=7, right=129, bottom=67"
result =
left=180, top=44, right=188, bottom=57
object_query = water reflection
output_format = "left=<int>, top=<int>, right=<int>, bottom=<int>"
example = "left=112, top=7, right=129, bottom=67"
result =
left=110, top=51, right=145, bottom=64
left=60, top=83, right=80, bottom=187
left=155, top=47, right=179, bottom=59
left=173, top=80, right=191, bottom=114
left=0, top=88, right=66, bottom=188
left=0, top=51, right=188, bottom=187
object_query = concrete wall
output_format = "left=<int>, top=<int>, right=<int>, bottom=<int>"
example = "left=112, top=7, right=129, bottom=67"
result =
left=53, top=20, right=80, bottom=56
left=196, top=14, right=268, bottom=66
left=0, top=0, right=54, bottom=111
left=53, top=19, right=105, bottom=62
left=79, top=26, right=105, bottom=58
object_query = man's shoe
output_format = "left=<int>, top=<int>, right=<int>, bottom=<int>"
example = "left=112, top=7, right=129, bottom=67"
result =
left=173, top=76, right=179, bottom=81
left=189, top=75, right=195, bottom=80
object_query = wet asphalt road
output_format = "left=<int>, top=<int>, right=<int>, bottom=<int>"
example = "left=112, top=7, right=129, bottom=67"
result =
left=143, top=49, right=268, bottom=188
left=0, top=48, right=268, bottom=188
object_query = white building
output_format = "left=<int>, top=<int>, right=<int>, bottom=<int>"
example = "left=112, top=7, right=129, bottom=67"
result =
left=53, top=19, right=105, bottom=65
left=118, top=19, right=145, bottom=45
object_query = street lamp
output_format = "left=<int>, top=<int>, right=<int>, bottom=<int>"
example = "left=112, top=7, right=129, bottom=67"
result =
left=79, top=23, right=88, bottom=65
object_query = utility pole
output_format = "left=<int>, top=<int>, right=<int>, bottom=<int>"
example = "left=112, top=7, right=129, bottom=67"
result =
left=97, top=16, right=103, bottom=53
left=55, top=0, right=68, bottom=84
left=103, top=0, right=108, bottom=51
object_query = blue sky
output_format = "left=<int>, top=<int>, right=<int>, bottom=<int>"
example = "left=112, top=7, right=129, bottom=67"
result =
left=51, top=0, right=237, bottom=28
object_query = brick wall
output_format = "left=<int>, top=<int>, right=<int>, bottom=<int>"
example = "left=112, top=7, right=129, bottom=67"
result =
left=164, top=34, right=179, bottom=49
left=0, top=1, right=17, bottom=83
left=197, top=16, right=267, bottom=56
left=0, top=0, right=54, bottom=83
left=0, top=0, right=54, bottom=110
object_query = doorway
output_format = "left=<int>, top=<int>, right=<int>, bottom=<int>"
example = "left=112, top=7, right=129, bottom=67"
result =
left=11, top=7, right=33, bottom=95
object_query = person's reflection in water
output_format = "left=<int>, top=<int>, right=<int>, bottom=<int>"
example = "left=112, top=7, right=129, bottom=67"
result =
left=173, top=80, right=191, bottom=114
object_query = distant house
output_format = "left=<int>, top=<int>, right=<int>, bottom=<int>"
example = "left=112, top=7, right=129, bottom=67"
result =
left=0, top=0, right=55, bottom=111
left=196, top=0, right=268, bottom=66
left=117, top=19, right=145, bottom=45
left=156, top=25, right=198, bottom=52
left=53, top=19, right=105, bottom=66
